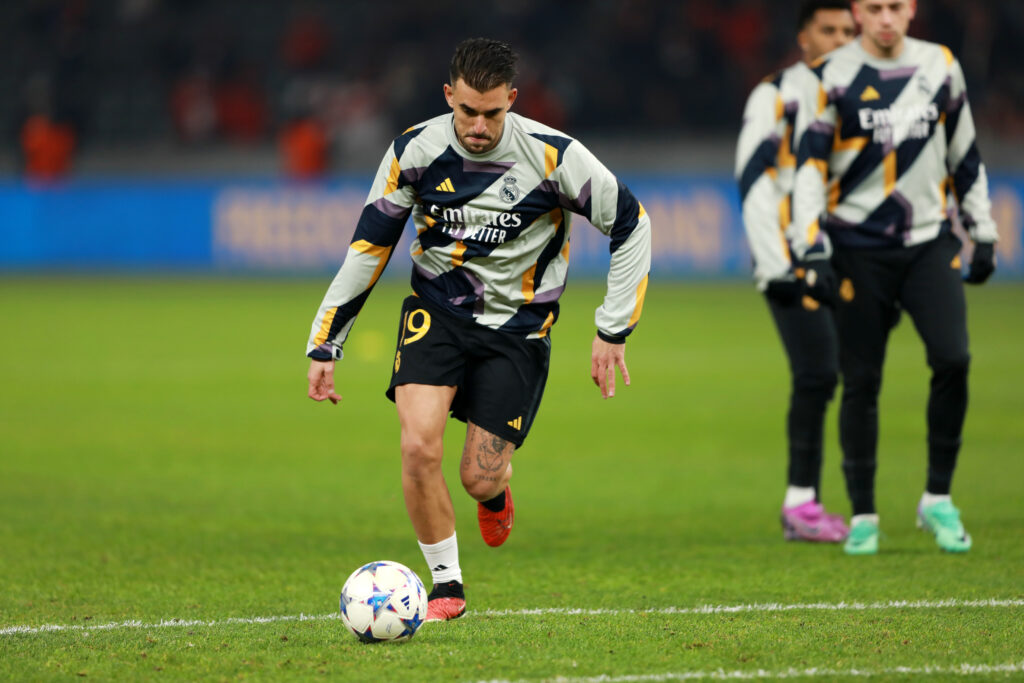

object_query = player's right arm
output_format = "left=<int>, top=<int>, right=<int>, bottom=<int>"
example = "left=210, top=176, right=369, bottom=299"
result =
left=791, top=63, right=835, bottom=265
left=306, top=138, right=417, bottom=365
left=735, top=76, right=793, bottom=296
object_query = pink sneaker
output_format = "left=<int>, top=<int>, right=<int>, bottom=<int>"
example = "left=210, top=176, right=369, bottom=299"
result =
left=781, top=501, right=849, bottom=542
left=824, top=510, right=850, bottom=539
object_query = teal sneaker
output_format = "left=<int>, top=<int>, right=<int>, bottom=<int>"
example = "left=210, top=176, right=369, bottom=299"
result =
left=844, top=517, right=879, bottom=555
left=917, top=500, right=972, bottom=552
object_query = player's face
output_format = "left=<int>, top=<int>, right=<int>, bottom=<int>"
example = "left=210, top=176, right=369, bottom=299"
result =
left=444, top=78, right=518, bottom=155
left=800, top=9, right=857, bottom=63
left=854, top=0, right=916, bottom=58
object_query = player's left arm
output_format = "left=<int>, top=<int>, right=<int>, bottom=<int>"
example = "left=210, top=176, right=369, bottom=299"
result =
left=558, top=142, right=652, bottom=398
left=791, top=62, right=839, bottom=304
left=944, top=52, right=998, bottom=284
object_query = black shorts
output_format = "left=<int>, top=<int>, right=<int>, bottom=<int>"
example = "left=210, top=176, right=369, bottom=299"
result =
left=385, top=295, right=551, bottom=448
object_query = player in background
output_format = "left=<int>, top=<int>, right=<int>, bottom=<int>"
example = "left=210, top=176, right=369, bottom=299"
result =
left=735, top=0, right=856, bottom=543
left=791, top=0, right=998, bottom=555
left=306, top=39, right=651, bottom=619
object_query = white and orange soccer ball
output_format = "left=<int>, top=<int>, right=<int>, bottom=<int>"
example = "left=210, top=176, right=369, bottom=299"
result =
left=339, top=561, right=428, bottom=642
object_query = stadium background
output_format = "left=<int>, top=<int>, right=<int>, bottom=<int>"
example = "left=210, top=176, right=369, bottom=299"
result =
left=1, top=0, right=1022, bottom=276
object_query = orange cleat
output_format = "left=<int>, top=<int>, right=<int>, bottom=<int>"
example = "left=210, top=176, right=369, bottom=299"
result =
left=425, top=580, right=466, bottom=621
left=477, top=485, right=514, bottom=547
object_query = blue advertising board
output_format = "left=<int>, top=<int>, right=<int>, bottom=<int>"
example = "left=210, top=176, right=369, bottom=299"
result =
left=1, top=176, right=1022, bottom=278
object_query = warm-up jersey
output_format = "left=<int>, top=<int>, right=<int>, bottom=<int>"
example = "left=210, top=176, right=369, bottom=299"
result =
left=792, top=38, right=998, bottom=260
left=307, top=111, right=651, bottom=360
left=735, top=61, right=815, bottom=289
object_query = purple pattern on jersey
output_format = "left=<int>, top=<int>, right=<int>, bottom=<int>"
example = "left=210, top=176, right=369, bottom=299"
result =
left=400, top=166, right=428, bottom=184
left=809, top=121, right=834, bottom=136
left=946, top=90, right=966, bottom=113
left=891, top=191, right=915, bottom=241
left=454, top=268, right=486, bottom=315
left=878, top=66, right=918, bottom=81
left=462, top=159, right=516, bottom=174
left=828, top=86, right=849, bottom=101
left=371, top=196, right=412, bottom=219
left=560, top=177, right=592, bottom=214
left=531, top=283, right=566, bottom=304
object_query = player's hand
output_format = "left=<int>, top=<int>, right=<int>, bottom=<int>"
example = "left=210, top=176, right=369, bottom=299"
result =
left=964, top=242, right=996, bottom=284
left=765, top=273, right=802, bottom=306
left=803, top=260, right=838, bottom=307
left=307, top=359, right=342, bottom=404
left=591, top=335, right=630, bottom=400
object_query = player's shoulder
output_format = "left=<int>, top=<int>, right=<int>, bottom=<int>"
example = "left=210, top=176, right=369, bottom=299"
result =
left=812, top=41, right=861, bottom=78
left=904, top=36, right=957, bottom=69
left=777, top=61, right=817, bottom=95
left=506, top=112, right=583, bottom=163
left=508, top=112, right=577, bottom=146
left=390, top=114, right=450, bottom=161
left=742, top=68, right=788, bottom=114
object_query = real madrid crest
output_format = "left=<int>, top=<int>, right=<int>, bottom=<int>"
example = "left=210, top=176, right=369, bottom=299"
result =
left=500, top=176, right=520, bottom=203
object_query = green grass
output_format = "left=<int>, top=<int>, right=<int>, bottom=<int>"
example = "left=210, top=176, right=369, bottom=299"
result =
left=1, top=276, right=1022, bottom=681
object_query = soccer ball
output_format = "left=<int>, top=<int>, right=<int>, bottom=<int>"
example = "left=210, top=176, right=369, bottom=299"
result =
left=339, top=561, right=428, bottom=643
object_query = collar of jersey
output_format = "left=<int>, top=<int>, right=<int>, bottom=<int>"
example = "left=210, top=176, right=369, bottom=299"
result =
left=852, top=35, right=920, bottom=69
left=445, top=112, right=516, bottom=161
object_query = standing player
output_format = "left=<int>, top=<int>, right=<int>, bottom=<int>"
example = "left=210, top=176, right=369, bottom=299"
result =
left=791, top=0, right=998, bottom=554
left=735, top=0, right=856, bottom=543
left=306, top=39, right=651, bottom=619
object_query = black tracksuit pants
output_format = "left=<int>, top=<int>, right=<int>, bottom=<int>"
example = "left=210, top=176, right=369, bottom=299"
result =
left=831, top=231, right=971, bottom=515
left=766, top=294, right=839, bottom=497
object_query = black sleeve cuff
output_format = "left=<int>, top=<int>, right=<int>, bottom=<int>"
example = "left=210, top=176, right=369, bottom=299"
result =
left=596, top=330, right=626, bottom=344
left=308, top=343, right=342, bottom=361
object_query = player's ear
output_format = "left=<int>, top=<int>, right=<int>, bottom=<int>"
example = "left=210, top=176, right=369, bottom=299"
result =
left=907, top=0, right=917, bottom=20
left=444, top=83, right=455, bottom=109
left=506, top=87, right=518, bottom=109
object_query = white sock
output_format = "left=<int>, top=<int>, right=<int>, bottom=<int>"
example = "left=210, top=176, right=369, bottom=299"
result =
left=850, top=513, right=879, bottom=526
left=784, top=486, right=816, bottom=509
left=418, top=532, right=462, bottom=585
left=920, top=492, right=951, bottom=508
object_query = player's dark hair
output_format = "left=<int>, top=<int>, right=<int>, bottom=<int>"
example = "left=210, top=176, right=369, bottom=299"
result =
left=449, top=38, right=518, bottom=91
left=797, top=0, right=852, bottom=30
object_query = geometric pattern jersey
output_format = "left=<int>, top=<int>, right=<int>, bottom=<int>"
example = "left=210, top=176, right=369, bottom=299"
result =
left=790, top=37, right=998, bottom=260
left=735, top=61, right=816, bottom=290
left=307, top=112, right=652, bottom=360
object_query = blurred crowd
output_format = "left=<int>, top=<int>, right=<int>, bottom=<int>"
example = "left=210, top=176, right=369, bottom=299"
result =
left=4, top=0, right=1022, bottom=179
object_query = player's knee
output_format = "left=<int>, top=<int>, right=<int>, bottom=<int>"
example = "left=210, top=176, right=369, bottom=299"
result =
left=460, top=471, right=501, bottom=502
left=793, top=370, right=838, bottom=402
left=928, top=351, right=970, bottom=377
left=400, top=434, right=443, bottom=479
left=841, top=365, right=882, bottom=397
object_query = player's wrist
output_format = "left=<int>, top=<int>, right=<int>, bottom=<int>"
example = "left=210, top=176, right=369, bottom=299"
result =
left=596, top=330, right=626, bottom=344
left=308, top=343, right=344, bottom=361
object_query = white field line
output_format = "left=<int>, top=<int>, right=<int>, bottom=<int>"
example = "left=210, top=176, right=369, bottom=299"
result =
left=1, top=597, right=1022, bottom=637
left=475, top=661, right=1024, bottom=682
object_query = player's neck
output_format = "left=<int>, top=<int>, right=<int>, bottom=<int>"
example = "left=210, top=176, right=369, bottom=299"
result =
left=860, top=34, right=905, bottom=60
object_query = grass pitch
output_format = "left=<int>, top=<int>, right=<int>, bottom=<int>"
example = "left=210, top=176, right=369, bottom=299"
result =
left=1, top=276, right=1022, bottom=681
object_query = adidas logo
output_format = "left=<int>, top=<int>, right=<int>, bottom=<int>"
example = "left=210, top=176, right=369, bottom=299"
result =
left=435, top=177, right=455, bottom=193
left=507, top=416, right=522, bottom=430
left=431, top=564, right=448, bottom=571
left=860, top=85, right=881, bottom=101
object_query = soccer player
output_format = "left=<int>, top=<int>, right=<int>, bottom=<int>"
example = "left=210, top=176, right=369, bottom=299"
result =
left=791, top=0, right=998, bottom=555
left=305, top=39, right=651, bottom=619
left=735, top=0, right=856, bottom=543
